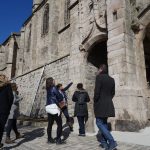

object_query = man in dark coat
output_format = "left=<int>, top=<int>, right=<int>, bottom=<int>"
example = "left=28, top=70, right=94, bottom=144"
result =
left=0, top=75, right=13, bottom=148
left=72, top=83, right=90, bottom=136
left=94, top=64, right=117, bottom=150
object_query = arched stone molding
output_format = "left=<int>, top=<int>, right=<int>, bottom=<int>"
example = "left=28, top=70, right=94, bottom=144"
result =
left=134, top=5, right=150, bottom=90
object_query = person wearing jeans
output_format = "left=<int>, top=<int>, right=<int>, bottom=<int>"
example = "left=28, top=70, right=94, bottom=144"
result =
left=96, top=118, right=115, bottom=149
left=77, top=116, right=85, bottom=135
left=72, top=83, right=90, bottom=136
left=94, top=64, right=117, bottom=150
left=56, top=82, right=73, bottom=123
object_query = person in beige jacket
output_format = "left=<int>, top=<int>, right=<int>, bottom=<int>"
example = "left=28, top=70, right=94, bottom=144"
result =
left=5, top=83, right=23, bottom=144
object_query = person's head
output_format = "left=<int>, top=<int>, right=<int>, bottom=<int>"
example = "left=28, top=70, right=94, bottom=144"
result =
left=11, top=83, right=18, bottom=92
left=98, top=64, right=108, bottom=74
left=77, top=83, right=83, bottom=90
left=46, top=77, right=55, bottom=89
left=56, top=83, right=63, bottom=90
left=0, top=74, right=9, bottom=88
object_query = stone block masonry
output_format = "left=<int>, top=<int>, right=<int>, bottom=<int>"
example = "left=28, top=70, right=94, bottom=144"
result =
left=13, top=55, right=70, bottom=118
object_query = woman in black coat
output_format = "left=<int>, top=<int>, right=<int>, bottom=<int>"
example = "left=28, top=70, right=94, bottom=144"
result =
left=72, top=83, right=90, bottom=136
left=0, top=75, right=13, bottom=148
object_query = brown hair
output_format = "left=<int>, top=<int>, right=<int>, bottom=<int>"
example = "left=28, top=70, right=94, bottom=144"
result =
left=46, top=77, right=54, bottom=90
left=56, top=83, right=62, bottom=89
left=77, top=83, right=83, bottom=90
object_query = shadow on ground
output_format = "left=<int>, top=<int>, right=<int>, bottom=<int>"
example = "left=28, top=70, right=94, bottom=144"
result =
left=4, top=128, right=45, bottom=150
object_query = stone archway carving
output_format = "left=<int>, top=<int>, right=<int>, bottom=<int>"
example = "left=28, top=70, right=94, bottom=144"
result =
left=79, top=34, right=107, bottom=52
left=134, top=5, right=150, bottom=89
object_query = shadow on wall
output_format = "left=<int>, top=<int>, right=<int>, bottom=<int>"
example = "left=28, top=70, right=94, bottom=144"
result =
left=115, top=109, right=146, bottom=132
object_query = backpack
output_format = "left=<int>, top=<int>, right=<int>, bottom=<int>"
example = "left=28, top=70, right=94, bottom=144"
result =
left=78, top=92, right=86, bottom=105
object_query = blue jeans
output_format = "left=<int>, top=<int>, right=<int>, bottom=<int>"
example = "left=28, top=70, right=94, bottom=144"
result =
left=77, top=116, right=85, bottom=134
left=96, top=117, right=115, bottom=146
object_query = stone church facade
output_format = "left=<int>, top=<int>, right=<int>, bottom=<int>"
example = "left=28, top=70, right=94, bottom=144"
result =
left=0, top=0, right=150, bottom=132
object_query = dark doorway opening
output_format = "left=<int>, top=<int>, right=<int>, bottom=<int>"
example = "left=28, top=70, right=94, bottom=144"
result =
left=87, top=40, right=108, bottom=68
left=143, top=23, right=150, bottom=85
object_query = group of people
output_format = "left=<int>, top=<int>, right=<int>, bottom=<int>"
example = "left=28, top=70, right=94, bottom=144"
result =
left=45, top=77, right=90, bottom=144
left=0, top=75, right=23, bottom=149
left=45, top=64, right=117, bottom=150
left=0, top=64, right=117, bottom=150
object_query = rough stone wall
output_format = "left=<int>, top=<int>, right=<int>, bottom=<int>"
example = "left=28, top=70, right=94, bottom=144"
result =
left=16, top=0, right=59, bottom=75
left=0, top=0, right=150, bottom=132
left=31, top=55, right=70, bottom=118
left=0, top=46, right=7, bottom=72
left=13, top=68, right=44, bottom=116
left=13, top=55, right=70, bottom=118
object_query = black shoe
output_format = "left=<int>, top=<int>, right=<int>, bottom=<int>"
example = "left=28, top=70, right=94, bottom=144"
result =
left=78, top=134, right=86, bottom=137
left=0, top=143, right=3, bottom=149
left=47, top=138, right=55, bottom=144
left=56, top=139, right=66, bottom=145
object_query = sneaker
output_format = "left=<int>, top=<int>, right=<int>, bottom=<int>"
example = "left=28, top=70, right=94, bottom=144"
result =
left=78, top=134, right=86, bottom=137
left=107, top=142, right=117, bottom=150
left=0, top=143, right=3, bottom=149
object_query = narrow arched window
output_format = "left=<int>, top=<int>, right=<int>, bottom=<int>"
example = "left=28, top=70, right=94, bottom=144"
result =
left=42, top=4, right=49, bottom=35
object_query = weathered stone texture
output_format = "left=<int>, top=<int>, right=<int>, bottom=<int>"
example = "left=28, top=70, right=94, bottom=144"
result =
left=0, top=0, right=150, bottom=132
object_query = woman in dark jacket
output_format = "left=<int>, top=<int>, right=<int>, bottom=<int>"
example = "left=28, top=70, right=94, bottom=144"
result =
left=5, top=83, right=23, bottom=144
left=0, top=75, right=13, bottom=148
left=46, top=77, right=64, bottom=144
left=72, top=83, right=90, bottom=136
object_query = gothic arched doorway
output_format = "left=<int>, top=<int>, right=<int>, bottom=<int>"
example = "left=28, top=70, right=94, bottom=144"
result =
left=84, top=38, right=108, bottom=132
left=87, top=40, right=108, bottom=69
left=143, top=23, right=150, bottom=85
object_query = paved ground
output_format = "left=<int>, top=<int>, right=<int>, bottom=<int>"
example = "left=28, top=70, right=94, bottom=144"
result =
left=2, top=126, right=150, bottom=150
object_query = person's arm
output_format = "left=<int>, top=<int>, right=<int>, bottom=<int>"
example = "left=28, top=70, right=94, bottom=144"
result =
left=63, top=82, right=73, bottom=91
left=86, top=92, right=90, bottom=102
left=7, top=84, right=14, bottom=110
left=111, top=79, right=115, bottom=98
left=94, top=75, right=101, bottom=103
left=72, top=92, right=77, bottom=102
left=54, top=87, right=63, bottom=103
left=13, top=94, right=23, bottom=104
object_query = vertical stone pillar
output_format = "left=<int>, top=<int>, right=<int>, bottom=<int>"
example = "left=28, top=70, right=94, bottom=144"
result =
left=107, top=0, right=148, bottom=131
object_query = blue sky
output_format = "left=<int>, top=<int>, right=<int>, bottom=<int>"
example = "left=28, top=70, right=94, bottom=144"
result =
left=0, top=0, right=33, bottom=44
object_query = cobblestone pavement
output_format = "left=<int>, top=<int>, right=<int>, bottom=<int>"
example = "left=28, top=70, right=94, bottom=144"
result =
left=2, top=126, right=150, bottom=150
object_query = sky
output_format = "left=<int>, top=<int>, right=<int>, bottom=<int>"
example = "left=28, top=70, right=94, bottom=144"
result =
left=0, top=0, right=33, bottom=44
